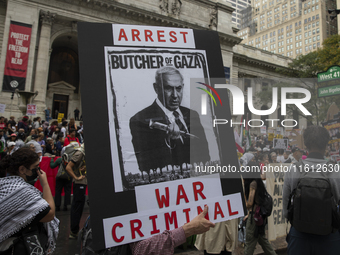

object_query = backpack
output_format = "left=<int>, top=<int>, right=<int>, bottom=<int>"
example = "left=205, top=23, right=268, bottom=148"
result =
left=253, top=191, right=273, bottom=226
left=261, top=192, right=273, bottom=218
left=61, top=144, right=79, bottom=166
left=78, top=216, right=132, bottom=255
left=288, top=162, right=340, bottom=235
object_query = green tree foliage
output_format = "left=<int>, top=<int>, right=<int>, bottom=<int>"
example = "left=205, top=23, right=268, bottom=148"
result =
left=256, top=34, right=340, bottom=125
left=317, top=34, right=340, bottom=70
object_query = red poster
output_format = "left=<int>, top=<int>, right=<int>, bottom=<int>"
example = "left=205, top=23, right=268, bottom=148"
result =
left=2, top=21, right=32, bottom=92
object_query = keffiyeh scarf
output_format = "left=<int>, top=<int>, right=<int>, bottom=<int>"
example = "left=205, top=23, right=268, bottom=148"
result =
left=0, top=176, right=59, bottom=254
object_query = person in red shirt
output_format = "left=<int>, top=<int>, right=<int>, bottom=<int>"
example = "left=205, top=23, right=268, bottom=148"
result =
left=63, top=129, right=80, bottom=147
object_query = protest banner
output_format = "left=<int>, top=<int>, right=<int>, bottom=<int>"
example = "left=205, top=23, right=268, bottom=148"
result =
left=26, top=104, right=36, bottom=116
left=268, top=133, right=274, bottom=141
left=0, top=104, right=6, bottom=113
left=260, top=126, right=266, bottom=134
left=266, top=164, right=291, bottom=241
left=273, top=138, right=288, bottom=149
left=2, top=21, right=32, bottom=92
left=78, top=23, right=245, bottom=250
left=276, top=127, right=283, bottom=135
left=57, top=113, right=64, bottom=123
left=322, top=118, right=340, bottom=154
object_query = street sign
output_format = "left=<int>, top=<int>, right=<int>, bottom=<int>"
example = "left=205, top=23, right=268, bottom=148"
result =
left=318, top=84, right=340, bottom=98
left=317, top=66, right=340, bottom=98
left=317, top=66, right=340, bottom=83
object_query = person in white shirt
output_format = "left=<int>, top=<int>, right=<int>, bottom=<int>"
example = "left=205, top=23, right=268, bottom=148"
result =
left=61, top=121, right=68, bottom=138
left=33, top=117, right=41, bottom=129
left=276, top=150, right=285, bottom=163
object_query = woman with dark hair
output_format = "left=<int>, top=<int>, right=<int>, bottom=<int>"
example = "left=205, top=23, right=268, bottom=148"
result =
left=0, top=148, right=59, bottom=254
left=68, top=118, right=77, bottom=132
left=55, top=133, right=64, bottom=156
left=243, top=161, right=276, bottom=255
left=51, top=127, right=60, bottom=141
left=258, top=153, right=269, bottom=182
left=17, top=116, right=29, bottom=134
left=49, top=121, right=58, bottom=138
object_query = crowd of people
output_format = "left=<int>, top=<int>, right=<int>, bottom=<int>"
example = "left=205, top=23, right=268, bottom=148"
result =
left=0, top=113, right=339, bottom=255
left=235, top=126, right=340, bottom=255
left=0, top=114, right=87, bottom=254
left=239, top=134, right=306, bottom=165
left=0, top=115, right=84, bottom=158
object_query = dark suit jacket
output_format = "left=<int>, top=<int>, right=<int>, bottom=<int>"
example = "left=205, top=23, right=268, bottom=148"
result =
left=129, top=101, right=210, bottom=173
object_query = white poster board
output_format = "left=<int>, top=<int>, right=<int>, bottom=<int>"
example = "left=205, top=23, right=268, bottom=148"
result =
left=266, top=164, right=291, bottom=241
left=0, top=104, right=6, bottom=113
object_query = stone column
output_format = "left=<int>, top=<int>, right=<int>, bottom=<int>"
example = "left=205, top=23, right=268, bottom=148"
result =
left=33, top=10, right=56, bottom=106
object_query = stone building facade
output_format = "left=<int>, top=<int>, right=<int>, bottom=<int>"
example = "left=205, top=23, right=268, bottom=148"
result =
left=0, top=0, right=303, bottom=132
left=237, top=0, right=338, bottom=58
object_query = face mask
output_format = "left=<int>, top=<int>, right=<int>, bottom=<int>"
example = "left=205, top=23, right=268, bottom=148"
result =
left=25, top=167, right=40, bottom=182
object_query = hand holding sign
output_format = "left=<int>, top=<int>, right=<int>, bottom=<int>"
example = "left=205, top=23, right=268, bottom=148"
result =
left=182, top=206, right=215, bottom=238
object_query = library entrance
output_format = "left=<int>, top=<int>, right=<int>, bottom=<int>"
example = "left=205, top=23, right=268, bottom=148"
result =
left=52, top=94, right=69, bottom=119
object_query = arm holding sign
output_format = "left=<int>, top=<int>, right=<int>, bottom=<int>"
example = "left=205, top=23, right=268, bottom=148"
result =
left=130, top=206, right=214, bottom=255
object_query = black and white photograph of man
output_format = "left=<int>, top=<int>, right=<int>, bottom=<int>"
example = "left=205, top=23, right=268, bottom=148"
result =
left=130, top=67, right=210, bottom=184
left=105, top=48, right=220, bottom=192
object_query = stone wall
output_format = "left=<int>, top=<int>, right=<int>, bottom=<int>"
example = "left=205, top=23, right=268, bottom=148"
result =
left=0, top=0, right=297, bottom=128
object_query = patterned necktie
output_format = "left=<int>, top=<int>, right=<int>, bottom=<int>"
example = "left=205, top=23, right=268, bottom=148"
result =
left=173, top=111, right=185, bottom=132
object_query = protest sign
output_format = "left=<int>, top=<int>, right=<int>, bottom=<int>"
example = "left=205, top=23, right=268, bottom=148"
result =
left=78, top=23, right=245, bottom=250
left=266, top=164, right=291, bottom=241
left=0, top=104, right=6, bottom=113
left=260, top=126, right=266, bottom=134
left=276, top=127, right=283, bottom=135
left=322, top=118, right=340, bottom=153
left=57, top=113, right=64, bottom=123
left=273, top=138, right=288, bottom=149
left=26, top=104, right=36, bottom=116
